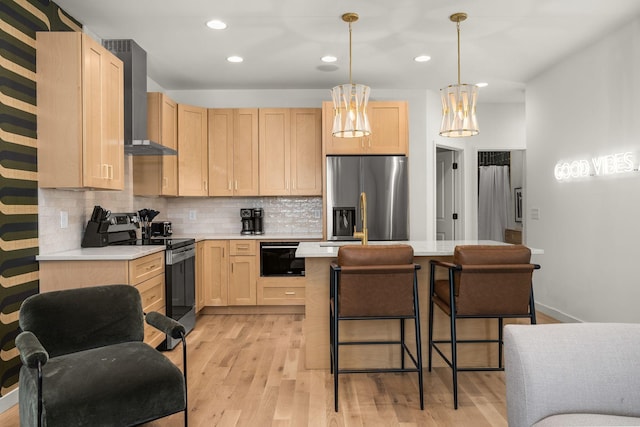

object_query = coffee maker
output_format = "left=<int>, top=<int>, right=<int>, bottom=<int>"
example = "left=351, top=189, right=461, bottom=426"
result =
left=253, top=208, right=264, bottom=235
left=240, top=208, right=254, bottom=235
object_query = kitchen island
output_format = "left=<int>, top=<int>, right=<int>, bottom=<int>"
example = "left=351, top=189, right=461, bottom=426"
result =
left=297, top=240, right=543, bottom=370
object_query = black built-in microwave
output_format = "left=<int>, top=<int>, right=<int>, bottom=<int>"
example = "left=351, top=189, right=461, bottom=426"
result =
left=260, top=242, right=305, bottom=277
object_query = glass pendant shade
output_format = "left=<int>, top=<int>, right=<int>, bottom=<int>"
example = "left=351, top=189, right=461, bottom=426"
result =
left=440, top=83, right=479, bottom=137
left=331, top=83, right=371, bottom=138
left=440, top=12, right=479, bottom=138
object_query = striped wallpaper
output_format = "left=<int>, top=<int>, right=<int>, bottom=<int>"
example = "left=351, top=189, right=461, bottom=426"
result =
left=0, top=0, right=80, bottom=395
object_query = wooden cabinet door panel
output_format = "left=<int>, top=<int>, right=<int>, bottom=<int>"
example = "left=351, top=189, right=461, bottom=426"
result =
left=104, top=55, right=124, bottom=189
left=229, top=256, right=256, bottom=306
left=160, top=95, right=178, bottom=195
left=82, top=37, right=108, bottom=188
left=259, top=109, right=290, bottom=195
left=233, top=109, right=259, bottom=196
left=290, top=108, right=322, bottom=195
left=178, top=104, right=208, bottom=196
left=367, top=101, right=408, bottom=154
left=203, top=241, right=228, bottom=306
left=208, top=109, right=234, bottom=196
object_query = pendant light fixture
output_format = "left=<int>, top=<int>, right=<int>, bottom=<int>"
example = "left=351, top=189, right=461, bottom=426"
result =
left=440, top=12, right=479, bottom=138
left=331, top=12, right=371, bottom=138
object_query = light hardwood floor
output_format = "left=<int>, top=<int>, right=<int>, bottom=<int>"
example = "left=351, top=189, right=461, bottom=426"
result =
left=0, top=312, right=556, bottom=426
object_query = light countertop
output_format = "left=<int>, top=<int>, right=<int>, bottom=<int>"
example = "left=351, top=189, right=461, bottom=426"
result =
left=37, top=233, right=323, bottom=261
left=184, top=232, right=322, bottom=242
left=297, top=240, right=544, bottom=258
left=36, top=245, right=166, bottom=262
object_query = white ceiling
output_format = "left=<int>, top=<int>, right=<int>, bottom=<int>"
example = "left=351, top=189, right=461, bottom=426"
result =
left=53, top=0, right=640, bottom=103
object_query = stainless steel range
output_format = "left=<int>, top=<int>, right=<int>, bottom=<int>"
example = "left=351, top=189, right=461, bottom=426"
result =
left=160, top=237, right=196, bottom=350
left=81, top=208, right=196, bottom=350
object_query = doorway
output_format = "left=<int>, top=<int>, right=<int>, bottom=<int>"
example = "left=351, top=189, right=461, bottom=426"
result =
left=477, top=150, right=525, bottom=243
left=436, top=148, right=461, bottom=240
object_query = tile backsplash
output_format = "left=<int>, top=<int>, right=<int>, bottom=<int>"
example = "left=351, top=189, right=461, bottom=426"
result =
left=167, top=196, right=322, bottom=236
left=38, top=157, right=322, bottom=254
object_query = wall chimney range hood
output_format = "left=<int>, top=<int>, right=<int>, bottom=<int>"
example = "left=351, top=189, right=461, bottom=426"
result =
left=102, top=39, right=176, bottom=156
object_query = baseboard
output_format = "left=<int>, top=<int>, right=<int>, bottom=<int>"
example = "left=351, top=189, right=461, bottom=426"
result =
left=535, top=302, right=583, bottom=323
left=0, top=388, right=18, bottom=414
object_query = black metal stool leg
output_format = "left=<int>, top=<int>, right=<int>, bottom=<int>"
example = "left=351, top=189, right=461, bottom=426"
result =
left=498, top=317, right=504, bottom=369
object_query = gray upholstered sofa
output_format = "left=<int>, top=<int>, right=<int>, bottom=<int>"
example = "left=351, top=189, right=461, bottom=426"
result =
left=504, top=323, right=640, bottom=427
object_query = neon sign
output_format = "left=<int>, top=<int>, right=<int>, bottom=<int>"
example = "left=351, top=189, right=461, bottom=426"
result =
left=554, top=152, right=636, bottom=181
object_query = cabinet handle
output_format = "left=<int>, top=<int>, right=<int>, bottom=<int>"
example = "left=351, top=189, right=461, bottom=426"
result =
left=163, top=177, right=168, bottom=188
left=204, top=180, right=208, bottom=191
left=285, top=291, right=296, bottom=295
left=234, top=180, right=238, bottom=190
left=228, top=180, right=232, bottom=191
left=368, top=137, right=371, bottom=148
left=286, top=180, right=289, bottom=190
left=292, top=179, right=295, bottom=190
left=102, top=164, right=109, bottom=179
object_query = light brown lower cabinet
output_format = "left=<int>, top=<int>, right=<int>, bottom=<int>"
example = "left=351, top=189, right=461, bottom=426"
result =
left=197, top=239, right=307, bottom=308
left=38, top=251, right=167, bottom=348
left=228, top=241, right=257, bottom=305
left=200, top=240, right=229, bottom=306
left=257, top=277, right=305, bottom=305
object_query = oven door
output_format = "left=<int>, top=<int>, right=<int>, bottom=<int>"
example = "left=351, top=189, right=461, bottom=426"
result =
left=260, top=242, right=305, bottom=277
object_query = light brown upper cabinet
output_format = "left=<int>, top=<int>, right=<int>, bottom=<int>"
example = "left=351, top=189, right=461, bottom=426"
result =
left=259, top=108, right=322, bottom=196
left=133, top=92, right=178, bottom=196
left=322, top=101, right=408, bottom=155
left=177, top=104, right=208, bottom=196
left=208, top=109, right=259, bottom=196
left=37, top=32, right=124, bottom=190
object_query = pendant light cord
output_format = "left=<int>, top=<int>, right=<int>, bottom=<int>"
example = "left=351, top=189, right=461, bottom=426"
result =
left=349, top=21, right=353, bottom=85
left=456, top=19, right=461, bottom=85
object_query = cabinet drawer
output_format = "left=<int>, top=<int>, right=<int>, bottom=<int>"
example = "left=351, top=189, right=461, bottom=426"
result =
left=230, top=240, right=256, bottom=256
left=144, top=308, right=166, bottom=348
left=136, top=273, right=165, bottom=313
left=129, top=251, right=165, bottom=285
left=259, top=286, right=305, bottom=305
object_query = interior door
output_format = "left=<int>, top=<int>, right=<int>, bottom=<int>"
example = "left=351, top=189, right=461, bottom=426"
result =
left=436, top=149, right=456, bottom=240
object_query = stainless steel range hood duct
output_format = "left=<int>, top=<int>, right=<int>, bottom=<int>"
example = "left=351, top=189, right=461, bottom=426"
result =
left=102, top=39, right=176, bottom=156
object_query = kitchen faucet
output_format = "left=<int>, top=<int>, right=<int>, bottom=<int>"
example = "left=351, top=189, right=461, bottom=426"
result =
left=353, top=191, right=368, bottom=245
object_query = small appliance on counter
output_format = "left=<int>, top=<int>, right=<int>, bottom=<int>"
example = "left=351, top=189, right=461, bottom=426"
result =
left=240, top=208, right=254, bottom=235
left=253, top=208, right=264, bottom=234
left=81, top=206, right=140, bottom=247
left=151, top=221, right=172, bottom=237
left=240, top=208, right=264, bottom=235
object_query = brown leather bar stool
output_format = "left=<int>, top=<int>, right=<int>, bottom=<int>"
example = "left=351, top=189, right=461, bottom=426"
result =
left=330, top=244, right=423, bottom=412
left=428, top=244, right=540, bottom=409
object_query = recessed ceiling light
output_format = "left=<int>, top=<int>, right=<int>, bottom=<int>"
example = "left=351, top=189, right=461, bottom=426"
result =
left=206, top=19, right=227, bottom=30
left=227, top=56, right=243, bottom=63
left=321, top=55, right=337, bottom=63
left=414, top=55, right=431, bottom=63
left=476, top=82, right=489, bottom=88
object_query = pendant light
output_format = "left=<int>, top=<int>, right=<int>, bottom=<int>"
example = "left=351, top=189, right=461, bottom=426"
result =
left=440, top=12, right=479, bottom=138
left=331, top=13, right=371, bottom=138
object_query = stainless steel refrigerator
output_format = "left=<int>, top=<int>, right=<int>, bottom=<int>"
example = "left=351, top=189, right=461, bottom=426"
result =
left=326, top=155, right=408, bottom=241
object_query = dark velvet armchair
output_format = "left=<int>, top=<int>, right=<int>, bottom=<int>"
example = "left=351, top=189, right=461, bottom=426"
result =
left=15, top=284, right=188, bottom=427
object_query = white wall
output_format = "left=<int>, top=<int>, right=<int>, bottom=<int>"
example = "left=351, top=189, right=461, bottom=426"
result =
left=526, top=18, right=640, bottom=322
